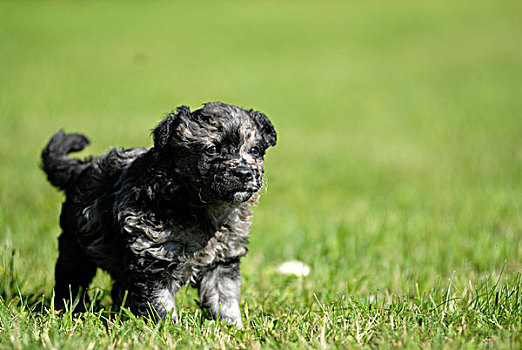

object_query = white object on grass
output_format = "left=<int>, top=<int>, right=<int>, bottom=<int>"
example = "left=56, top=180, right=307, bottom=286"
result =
left=276, top=260, right=310, bottom=277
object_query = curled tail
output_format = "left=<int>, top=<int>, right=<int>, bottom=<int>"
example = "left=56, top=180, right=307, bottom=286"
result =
left=41, top=129, right=91, bottom=191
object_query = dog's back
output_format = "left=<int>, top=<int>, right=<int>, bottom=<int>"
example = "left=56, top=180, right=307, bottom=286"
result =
left=42, top=130, right=147, bottom=196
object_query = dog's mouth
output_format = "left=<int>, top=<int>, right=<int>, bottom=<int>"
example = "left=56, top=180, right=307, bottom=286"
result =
left=196, top=182, right=259, bottom=205
left=199, top=171, right=262, bottom=204
left=223, top=182, right=261, bottom=204
left=230, top=190, right=254, bottom=203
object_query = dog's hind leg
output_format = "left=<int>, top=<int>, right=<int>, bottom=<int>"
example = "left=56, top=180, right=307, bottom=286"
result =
left=54, top=232, right=97, bottom=312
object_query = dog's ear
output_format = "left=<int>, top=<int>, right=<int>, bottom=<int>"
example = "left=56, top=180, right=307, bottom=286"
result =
left=248, top=109, right=277, bottom=148
left=152, top=106, right=191, bottom=149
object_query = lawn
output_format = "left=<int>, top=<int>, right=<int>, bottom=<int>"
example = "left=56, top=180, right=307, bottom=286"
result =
left=0, top=0, right=521, bottom=348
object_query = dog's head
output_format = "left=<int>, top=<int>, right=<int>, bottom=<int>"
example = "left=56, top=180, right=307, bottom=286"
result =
left=152, top=102, right=277, bottom=204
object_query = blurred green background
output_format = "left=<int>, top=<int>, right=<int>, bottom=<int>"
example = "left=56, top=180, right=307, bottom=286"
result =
left=1, top=0, right=521, bottom=300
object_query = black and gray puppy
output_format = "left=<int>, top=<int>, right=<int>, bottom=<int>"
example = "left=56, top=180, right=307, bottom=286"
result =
left=41, top=102, right=276, bottom=327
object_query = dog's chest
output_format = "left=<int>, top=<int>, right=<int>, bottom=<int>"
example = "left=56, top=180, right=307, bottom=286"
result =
left=125, top=205, right=250, bottom=275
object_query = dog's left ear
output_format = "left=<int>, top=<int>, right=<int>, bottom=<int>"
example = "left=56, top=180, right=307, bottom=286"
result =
left=248, top=110, right=277, bottom=148
left=152, top=106, right=191, bottom=149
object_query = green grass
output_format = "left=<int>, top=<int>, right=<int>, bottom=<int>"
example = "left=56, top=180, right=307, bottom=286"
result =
left=1, top=0, right=521, bottom=348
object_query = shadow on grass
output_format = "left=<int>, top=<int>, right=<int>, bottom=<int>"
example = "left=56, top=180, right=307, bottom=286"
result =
left=0, top=246, right=125, bottom=326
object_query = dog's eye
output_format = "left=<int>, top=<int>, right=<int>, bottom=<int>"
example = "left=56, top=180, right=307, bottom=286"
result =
left=206, top=145, right=219, bottom=155
left=250, top=146, right=260, bottom=155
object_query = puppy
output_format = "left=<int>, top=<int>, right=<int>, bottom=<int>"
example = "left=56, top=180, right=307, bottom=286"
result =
left=41, top=102, right=276, bottom=327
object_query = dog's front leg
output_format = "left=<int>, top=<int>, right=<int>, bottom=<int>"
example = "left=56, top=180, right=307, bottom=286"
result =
left=197, top=261, right=243, bottom=328
left=150, top=284, right=179, bottom=322
left=113, top=278, right=179, bottom=323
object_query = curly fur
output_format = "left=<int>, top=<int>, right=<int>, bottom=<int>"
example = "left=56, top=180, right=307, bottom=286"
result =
left=41, top=102, right=276, bottom=327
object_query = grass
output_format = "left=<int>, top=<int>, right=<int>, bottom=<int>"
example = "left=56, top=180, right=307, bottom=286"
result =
left=1, top=0, right=521, bottom=348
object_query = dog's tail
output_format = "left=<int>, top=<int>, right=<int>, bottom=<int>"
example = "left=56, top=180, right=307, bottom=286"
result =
left=41, top=129, right=91, bottom=191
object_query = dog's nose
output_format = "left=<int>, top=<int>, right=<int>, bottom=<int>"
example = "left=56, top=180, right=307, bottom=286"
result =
left=234, top=166, right=253, bottom=179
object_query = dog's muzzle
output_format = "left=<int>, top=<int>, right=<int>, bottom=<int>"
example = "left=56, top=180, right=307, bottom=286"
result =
left=228, top=166, right=261, bottom=203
